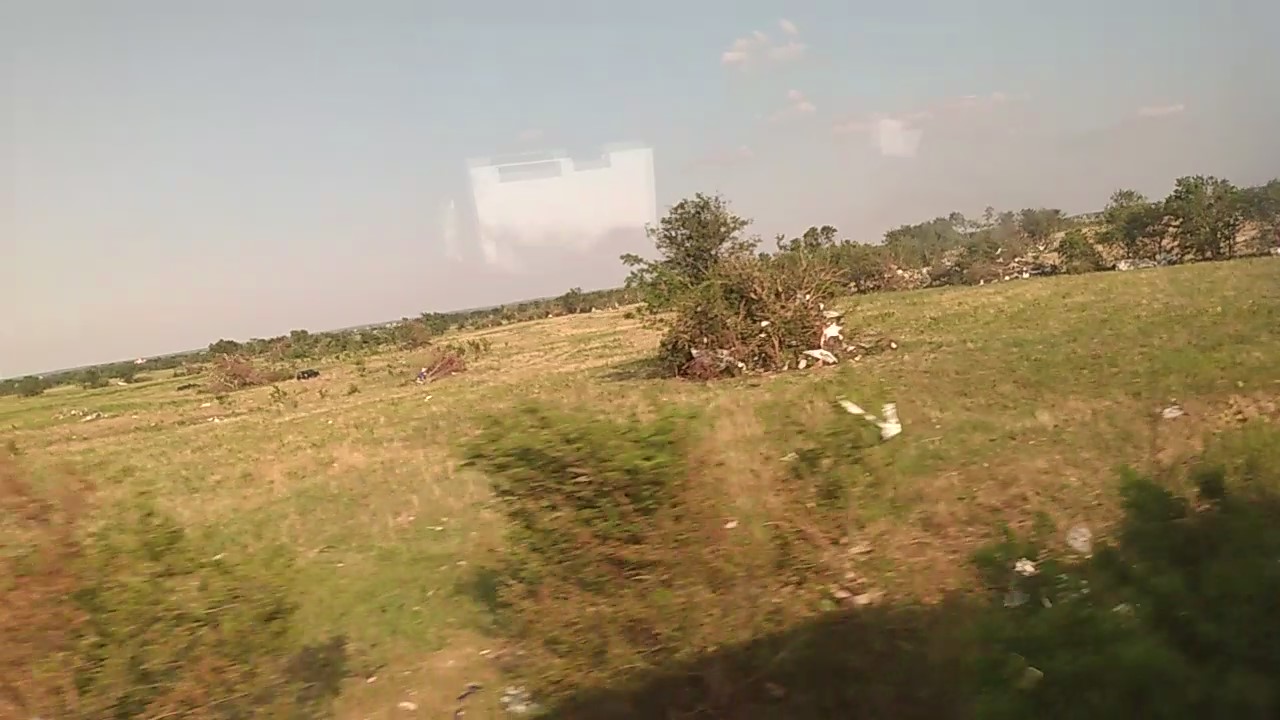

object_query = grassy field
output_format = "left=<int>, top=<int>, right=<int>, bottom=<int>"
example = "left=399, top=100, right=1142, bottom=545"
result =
left=4, top=258, right=1280, bottom=717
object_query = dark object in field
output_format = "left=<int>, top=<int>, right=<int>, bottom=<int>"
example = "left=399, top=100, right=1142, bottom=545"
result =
left=296, top=369, right=321, bottom=381
left=175, top=382, right=200, bottom=391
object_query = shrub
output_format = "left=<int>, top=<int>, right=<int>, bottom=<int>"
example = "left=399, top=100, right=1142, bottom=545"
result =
left=658, top=253, right=843, bottom=378
left=621, top=193, right=756, bottom=314
left=0, top=453, right=344, bottom=719
left=970, top=440, right=1280, bottom=719
left=460, top=400, right=857, bottom=708
left=623, top=194, right=848, bottom=378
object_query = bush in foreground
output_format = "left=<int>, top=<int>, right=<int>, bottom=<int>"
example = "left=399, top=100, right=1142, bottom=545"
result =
left=971, top=432, right=1280, bottom=719
left=460, top=398, right=875, bottom=709
left=0, top=454, right=344, bottom=719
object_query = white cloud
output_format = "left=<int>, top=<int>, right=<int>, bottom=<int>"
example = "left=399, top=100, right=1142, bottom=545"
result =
left=1137, top=103, right=1185, bottom=118
left=721, top=24, right=808, bottom=68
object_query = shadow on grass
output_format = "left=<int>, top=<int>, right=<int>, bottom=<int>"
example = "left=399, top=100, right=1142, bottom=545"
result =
left=598, top=356, right=669, bottom=382
left=543, top=597, right=978, bottom=719
left=532, top=447, right=1280, bottom=719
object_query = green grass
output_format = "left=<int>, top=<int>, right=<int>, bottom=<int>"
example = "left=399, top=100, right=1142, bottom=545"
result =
left=3, top=258, right=1279, bottom=717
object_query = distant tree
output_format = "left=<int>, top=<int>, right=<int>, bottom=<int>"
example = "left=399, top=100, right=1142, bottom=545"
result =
left=1017, top=208, right=1066, bottom=243
left=1058, top=228, right=1105, bottom=274
left=621, top=193, right=755, bottom=311
left=207, top=339, right=243, bottom=356
left=558, top=287, right=587, bottom=314
left=418, top=312, right=452, bottom=335
left=832, top=242, right=892, bottom=292
left=79, top=367, right=108, bottom=390
left=882, top=218, right=969, bottom=268
left=775, top=225, right=839, bottom=254
left=1103, top=189, right=1164, bottom=259
left=16, top=376, right=45, bottom=398
left=1162, top=175, right=1244, bottom=260
left=1241, top=179, right=1280, bottom=247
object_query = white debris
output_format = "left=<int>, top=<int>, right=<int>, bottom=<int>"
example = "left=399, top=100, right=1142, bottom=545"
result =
left=723, top=519, right=739, bottom=529
left=802, top=349, right=839, bottom=365
left=760, top=320, right=772, bottom=327
left=822, top=309, right=844, bottom=320
left=1014, top=558, right=1038, bottom=577
left=822, top=322, right=844, bottom=344
left=397, top=700, right=418, bottom=711
left=1066, top=525, right=1093, bottom=555
left=837, top=399, right=902, bottom=440
left=1160, top=404, right=1185, bottom=420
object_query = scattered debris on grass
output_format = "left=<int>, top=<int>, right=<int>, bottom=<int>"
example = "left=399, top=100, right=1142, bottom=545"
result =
left=499, top=685, right=539, bottom=715
left=1160, top=403, right=1186, bottom=420
left=837, top=399, right=903, bottom=440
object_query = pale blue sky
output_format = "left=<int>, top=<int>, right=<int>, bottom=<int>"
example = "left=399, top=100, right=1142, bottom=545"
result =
left=4, top=0, right=1278, bottom=376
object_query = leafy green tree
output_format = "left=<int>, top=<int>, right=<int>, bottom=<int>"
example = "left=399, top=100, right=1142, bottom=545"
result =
left=558, top=287, right=587, bottom=314
left=1162, top=175, right=1244, bottom=260
left=1058, top=228, right=1105, bottom=274
left=79, top=367, right=108, bottom=390
left=207, top=338, right=243, bottom=356
left=882, top=217, right=969, bottom=268
left=1017, top=208, right=1066, bottom=243
left=775, top=225, right=839, bottom=254
left=1102, top=189, right=1164, bottom=259
left=1240, top=179, right=1280, bottom=248
left=621, top=193, right=755, bottom=311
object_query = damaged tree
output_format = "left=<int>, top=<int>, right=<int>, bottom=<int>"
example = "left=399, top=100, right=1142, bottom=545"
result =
left=624, top=194, right=846, bottom=379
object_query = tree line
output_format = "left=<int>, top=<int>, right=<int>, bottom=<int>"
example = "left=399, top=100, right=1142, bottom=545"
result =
left=4, top=174, right=1277, bottom=396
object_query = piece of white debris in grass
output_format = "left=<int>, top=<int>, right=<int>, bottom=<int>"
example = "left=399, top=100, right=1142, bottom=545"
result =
left=802, top=348, right=839, bottom=365
left=1161, top=404, right=1185, bottom=420
left=723, top=519, right=739, bottom=529
left=1004, top=589, right=1029, bottom=608
left=1066, top=525, right=1093, bottom=555
left=760, top=320, right=772, bottom=327
left=822, top=322, right=844, bottom=344
left=837, top=399, right=902, bottom=441
left=822, top=309, right=844, bottom=319
left=1014, top=558, right=1038, bottom=577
